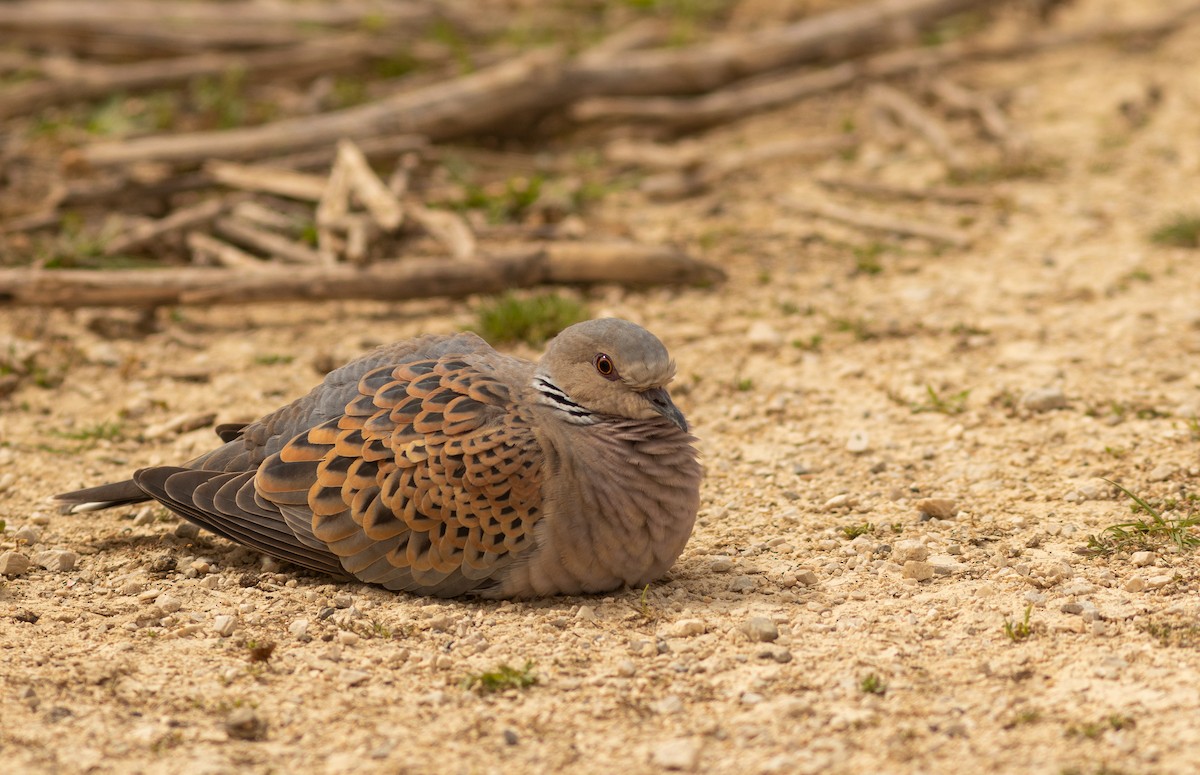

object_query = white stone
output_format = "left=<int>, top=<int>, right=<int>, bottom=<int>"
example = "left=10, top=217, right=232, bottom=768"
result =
left=746, top=322, right=783, bottom=349
left=846, top=430, right=871, bottom=454
left=902, top=561, right=934, bottom=582
left=823, top=493, right=856, bottom=510
left=34, top=549, right=77, bottom=572
left=1021, top=387, right=1068, bottom=412
left=212, top=615, right=236, bottom=637
left=667, top=619, right=705, bottom=638
left=894, top=540, right=929, bottom=562
left=1130, top=551, right=1155, bottom=567
left=740, top=616, right=779, bottom=643
left=0, top=551, right=30, bottom=577
left=1148, top=464, right=1176, bottom=482
left=651, top=738, right=701, bottom=771
left=1123, top=577, right=1146, bottom=593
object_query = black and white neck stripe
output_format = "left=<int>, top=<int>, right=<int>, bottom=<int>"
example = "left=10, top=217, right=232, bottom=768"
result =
left=532, top=376, right=596, bottom=425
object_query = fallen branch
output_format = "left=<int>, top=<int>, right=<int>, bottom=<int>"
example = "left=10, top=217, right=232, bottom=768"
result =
left=336, top=140, right=404, bottom=232
left=782, top=196, right=972, bottom=247
left=82, top=47, right=569, bottom=168
left=79, top=0, right=991, bottom=168
left=212, top=217, right=328, bottom=264
left=0, top=242, right=724, bottom=308
left=866, top=84, right=967, bottom=173
left=186, top=231, right=268, bottom=270
left=204, top=161, right=327, bottom=202
left=104, top=196, right=235, bottom=256
left=925, top=77, right=1027, bottom=156
left=570, top=3, right=1200, bottom=130
left=0, top=35, right=394, bottom=119
left=816, top=176, right=997, bottom=205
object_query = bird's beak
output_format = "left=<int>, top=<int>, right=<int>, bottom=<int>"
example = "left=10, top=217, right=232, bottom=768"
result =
left=642, top=386, right=688, bottom=432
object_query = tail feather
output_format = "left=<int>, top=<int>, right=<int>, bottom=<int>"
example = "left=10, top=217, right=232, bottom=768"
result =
left=54, top=479, right=149, bottom=514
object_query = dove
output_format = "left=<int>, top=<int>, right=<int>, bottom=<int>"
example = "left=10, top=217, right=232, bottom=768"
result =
left=56, top=318, right=702, bottom=598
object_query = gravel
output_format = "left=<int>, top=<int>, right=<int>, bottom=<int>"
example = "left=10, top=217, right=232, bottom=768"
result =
left=740, top=616, right=779, bottom=642
left=0, top=551, right=31, bottom=577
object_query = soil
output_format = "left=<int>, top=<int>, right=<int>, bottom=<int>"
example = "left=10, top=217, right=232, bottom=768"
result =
left=3, top=2, right=1200, bottom=773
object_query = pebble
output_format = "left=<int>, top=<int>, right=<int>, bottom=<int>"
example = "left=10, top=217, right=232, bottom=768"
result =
left=1130, top=551, right=1155, bottom=567
left=289, top=618, right=310, bottom=638
left=119, top=580, right=144, bottom=596
left=795, top=570, right=819, bottom=586
left=823, top=494, right=856, bottom=511
left=1148, top=464, right=1176, bottom=483
left=1123, top=577, right=1147, bottom=593
left=338, top=669, right=370, bottom=687
left=615, top=659, right=637, bottom=677
left=709, top=557, right=733, bottom=573
left=668, top=619, right=706, bottom=638
left=132, top=508, right=156, bottom=527
left=758, top=646, right=793, bottom=663
left=212, top=615, right=237, bottom=637
left=894, top=540, right=929, bottom=563
left=1146, top=574, right=1174, bottom=589
left=740, top=616, right=779, bottom=643
left=846, top=430, right=871, bottom=454
left=651, top=695, right=684, bottom=715
left=729, top=575, right=757, bottom=593
left=575, top=605, right=597, bottom=623
left=746, top=322, right=783, bottom=349
left=651, top=738, right=701, bottom=771
left=13, top=525, right=40, bottom=545
left=902, top=561, right=934, bottom=582
left=0, top=551, right=31, bottom=577
left=1021, top=386, right=1068, bottom=412
left=175, top=522, right=201, bottom=539
left=225, top=709, right=267, bottom=741
left=915, top=498, right=957, bottom=520
left=156, top=594, right=182, bottom=613
left=338, top=631, right=359, bottom=646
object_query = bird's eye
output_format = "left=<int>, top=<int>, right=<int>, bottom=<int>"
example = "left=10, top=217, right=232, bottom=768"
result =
left=593, top=353, right=617, bottom=378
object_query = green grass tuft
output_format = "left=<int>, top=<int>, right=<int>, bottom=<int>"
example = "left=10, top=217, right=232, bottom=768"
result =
left=1150, top=213, right=1200, bottom=248
left=912, top=385, right=970, bottom=415
left=1004, top=605, right=1034, bottom=642
left=859, top=673, right=886, bottom=695
left=473, top=293, right=588, bottom=346
left=1085, top=480, right=1200, bottom=555
left=462, top=661, right=538, bottom=693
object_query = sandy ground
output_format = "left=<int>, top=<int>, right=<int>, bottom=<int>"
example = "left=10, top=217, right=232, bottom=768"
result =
left=4, top=2, right=1200, bottom=773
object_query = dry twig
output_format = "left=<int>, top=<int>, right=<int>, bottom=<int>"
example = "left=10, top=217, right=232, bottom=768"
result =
left=865, top=84, right=967, bottom=173
left=783, top=196, right=972, bottom=247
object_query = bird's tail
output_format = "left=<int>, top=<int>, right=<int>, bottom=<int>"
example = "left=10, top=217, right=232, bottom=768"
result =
left=54, top=479, right=149, bottom=514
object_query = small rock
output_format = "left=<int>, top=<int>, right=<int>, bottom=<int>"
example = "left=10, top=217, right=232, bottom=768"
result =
left=1021, top=387, right=1068, bottom=412
left=795, top=569, right=819, bottom=586
left=846, top=430, right=871, bottom=454
left=709, top=557, right=733, bottom=573
left=338, top=669, right=370, bottom=687
left=758, top=646, right=793, bottom=663
left=1146, top=574, right=1174, bottom=589
left=132, top=508, right=155, bottom=527
left=740, top=616, right=779, bottom=643
left=0, top=551, right=32, bottom=577
left=289, top=618, right=310, bottom=638
left=915, top=498, right=957, bottom=520
left=1130, top=551, right=1155, bottom=567
left=1147, top=464, right=1176, bottom=483
left=746, top=322, right=783, bottom=350
left=575, top=605, right=597, bottom=623
left=119, top=580, right=144, bottom=596
left=225, top=709, right=266, bottom=741
left=1123, top=576, right=1146, bottom=593
left=667, top=619, right=705, bottom=638
left=823, top=493, right=856, bottom=511
left=729, top=575, right=757, bottom=593
left=212, top=614, right=236, bottom=637
left=615, top=659, right=636, bottom=677
left=13, top=525, right=40, bottom=545
left=902, top=561, right=934, bottom=582
left=503, top=729, right=519, bottom=746
left=894, top=540, right=929, bottom=563
left=338, top=631, right=359, bottom=646
left=651, top=738, right=701, bottom=771
left=1061, top=602, right=1083, bottom=615
left=155, top=594, right=182, bottom=613
left=651, top=695, right=684, bottom=715
left=34, top=549, right=78, bottom=573
left=174, top=522, right=201, bottom=539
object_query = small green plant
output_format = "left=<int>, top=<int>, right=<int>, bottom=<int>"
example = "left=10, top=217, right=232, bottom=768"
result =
left=53, top=421, right=124, bottom=442
left=462, top=661, right=538, bottom=693
left=456, top=175, right=544, bottom=223
left=253, top=354, right=294, bottom=366
left=1004, top=605, right=1034, bottom=642
left=859, top=673, right=886, bottom=695
left=1003, top=709, right=1042, bottom=728
left=369, top=619, right=393, bottom=639
left=473, top=293, right=588, bottom=346
left=1085, top=480, right=1200, bottom=554
left=635, top=583, right=655, bottom=620
left=829, top=316, right=877, bottom=341
left=244, top=640, right=276, bottom=663
left=791, top=334, right=823, bottom=352
left=1141, top=619, right=1200, bottom=648
left=734, top=378, right=754, bottom=392
left=842, top=522, right=875, bottom=539
left=912, top=385, right=970, bottom=415
left=1150, top=213, right=1200, bottom=248
left=851, top=242, right=888, bottom=275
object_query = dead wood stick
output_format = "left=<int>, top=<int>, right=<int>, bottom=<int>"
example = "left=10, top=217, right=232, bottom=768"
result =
left=212, top=217, right=327, bottom=264
left=816, top=176, right=996, bottom=204
left=0, top=35, right=392, bottom=119
left=783, top=196, right=971, bottom=247
left=78, top=0, right=990, bottom=168
left=0, top=243, right=724, bottom=308
left=866, top=84, right=967, bottom=173
left=204, top=161, right=327, bottom=202
left=336, top=140, right=404, bottom=232
left=406, top=202, right=476, bottom=261
left=104, top=196, right=234, bottom=256
left=265, top=135, right=429, bottom=172
left=570, top=3, right=1200, bottom=130
left=230, top=201, right=306, bottom=234
left=925, top=77, right=1027, bottom=155
left=0, top=1, right=436, bottom=28
left=186, top=231, right=268, bottom=270
left=82, top=48, right=568, bottom=168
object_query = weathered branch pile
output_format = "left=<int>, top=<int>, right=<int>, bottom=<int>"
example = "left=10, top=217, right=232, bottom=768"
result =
left=1, top=0, right=1197, bottom=307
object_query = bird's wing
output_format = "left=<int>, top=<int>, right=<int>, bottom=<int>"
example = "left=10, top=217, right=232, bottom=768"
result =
left=250, top=350, right=546, bottom=596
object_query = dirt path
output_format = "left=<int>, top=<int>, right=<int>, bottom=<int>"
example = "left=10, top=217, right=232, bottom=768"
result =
left=3, top=2, right=1200, bottom=773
